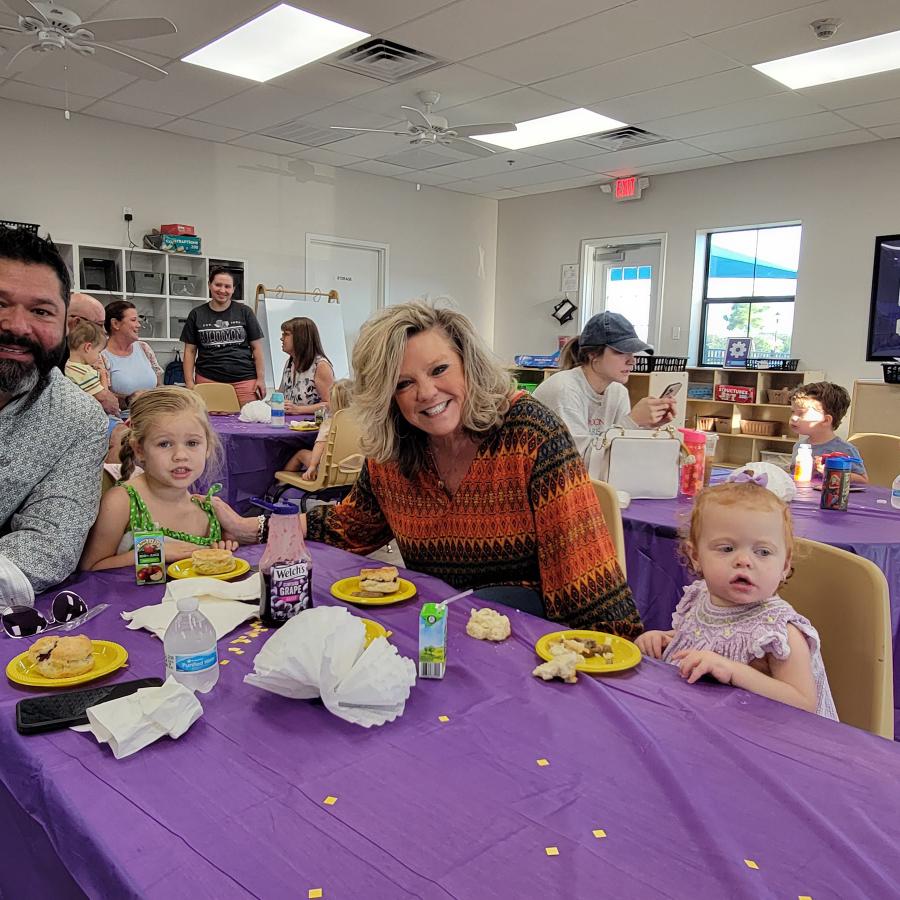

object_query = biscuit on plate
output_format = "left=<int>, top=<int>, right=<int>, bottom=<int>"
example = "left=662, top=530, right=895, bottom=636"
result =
left=27, top=635, right=95, bottom=678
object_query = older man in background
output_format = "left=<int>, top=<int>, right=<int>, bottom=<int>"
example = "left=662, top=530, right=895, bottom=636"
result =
left=0, top=229, right=107, bottom=605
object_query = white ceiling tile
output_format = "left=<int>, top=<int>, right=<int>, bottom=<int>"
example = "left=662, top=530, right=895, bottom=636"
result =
left=699, top=0, right=900, bottom=66
left=385, top=0, right=623, bottom=61
left=722, top=130, right=878, bottom=161
left=80, top=99, right=176, bottom=128
left=11, top=50, right=150, bottom=99
left=324, top=129, right=416, bottom=157
left=517, top=139, right=611, bottom=162
left=421, top=149, right=554, bottom=180
left=511, top=175, right=607, bottom=195
left=535, top=40, right=739, bottom=106
left=872, top=123, right=900, bottom=139
left=285, top=0, right=454, bottom=33
left=439, top=87, right=571, bottom=125
left=595, top=68, right=785, bottom=124
left=571, top=141, right=710, bottom=171
left=484, top=190, right=522, bottom=199
left=270, top=62, right=382, bottom=105
left=472, top=161, right=594, bottom=189
left=800, top=69, right=900, bottom=111
left=467, top=4, right=685, bottom=85
left=687, top=112, right=859, bottom=152
left=290, top=145, right=366, bottom=166
left=107, top=61, right=249, bottom=117
left=378, top=146, right=467, bottom=168
left=301, top=102, right=403, bottom=130
left=160, top=118, right=246, bottom=142
left=190, top=85, right=310, bottom=131
left=228, top=134, right=303, bottom=155
left=344, top=64, right=520, bottom=118
left=630, top=155, right=733, bottom=175
left=346, top=159, right=413, bottom=176
left=0, top=80, right=94, bottom=112
left=642, top=93, right=827, bottom=140
left=630, top=0, right=819, bottom=38
left=439, top=179, right=495, bottom=194
left=836, top=98, right=900, bottom=128
left=393, top=168, right=461, bottom=185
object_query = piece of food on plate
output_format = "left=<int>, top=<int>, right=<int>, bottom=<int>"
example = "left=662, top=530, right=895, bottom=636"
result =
left=27, top=635, right=95, bottom=678
left=466, top=607, right=511, bottom=641
left=552, top=636, right=615, bottom=663
left=359, top=565, right=399, bottom=594
left=192, top=547, right=236, bottom=575
left=533, top=650, right=580, bottom=684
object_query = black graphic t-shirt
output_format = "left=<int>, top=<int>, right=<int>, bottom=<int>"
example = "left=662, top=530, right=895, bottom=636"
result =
left=180, top=301, right=264, bottom=383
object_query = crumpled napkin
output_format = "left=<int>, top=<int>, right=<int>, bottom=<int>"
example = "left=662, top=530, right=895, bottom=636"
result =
left=245, top=607, right=416, bottom=727
left=84, top=676, right=203, bottom=759
left=239, top=400, right=271, bottom=423
left=121, top=573, right=261, bottom=640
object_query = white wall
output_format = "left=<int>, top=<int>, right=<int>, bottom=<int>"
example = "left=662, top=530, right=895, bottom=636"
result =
left=0, top=98, right=499, bottom=365
left=495, top=139, right=900, bottom=393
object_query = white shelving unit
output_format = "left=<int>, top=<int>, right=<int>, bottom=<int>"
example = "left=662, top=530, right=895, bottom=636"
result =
left=55, top=241, right=246, bottom=346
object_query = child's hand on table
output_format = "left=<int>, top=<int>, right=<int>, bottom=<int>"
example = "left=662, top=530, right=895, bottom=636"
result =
left=635, top=630, right=673, bottom=659
left=671, top=649, right=735, bottom=685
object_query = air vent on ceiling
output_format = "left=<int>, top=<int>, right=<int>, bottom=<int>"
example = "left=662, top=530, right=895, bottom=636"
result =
left=325, top=38, right=448, bottom=83
left=578, top=127, right=666, bottom=152
left=262, top=121, right=343, bottom=147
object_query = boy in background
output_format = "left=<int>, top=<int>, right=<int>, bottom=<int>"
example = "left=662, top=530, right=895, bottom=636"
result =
left=789, top=381, right=867, bottom=483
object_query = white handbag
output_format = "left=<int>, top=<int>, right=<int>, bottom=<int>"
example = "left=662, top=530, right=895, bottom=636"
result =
left=591, top=425, right=684, bottom=499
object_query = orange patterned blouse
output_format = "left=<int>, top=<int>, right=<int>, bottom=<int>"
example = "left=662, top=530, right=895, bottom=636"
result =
left=306, top=394, right=642, bottom=637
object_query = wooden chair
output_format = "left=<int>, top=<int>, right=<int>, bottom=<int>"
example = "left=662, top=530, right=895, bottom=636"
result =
left=271, top=409, right=364, bottom=511
left=848, top=432, right=900, bottom=488
left=193, top=382, right=241, bottom=413
left=779, top=538, right=893, bottom=738
left=101, top=468, right=116, bottom=495
left=591, top=478, right=627, bottom=577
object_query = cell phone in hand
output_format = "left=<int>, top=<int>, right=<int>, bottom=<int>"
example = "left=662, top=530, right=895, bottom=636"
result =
left=660, top=382, right=682, bottom=400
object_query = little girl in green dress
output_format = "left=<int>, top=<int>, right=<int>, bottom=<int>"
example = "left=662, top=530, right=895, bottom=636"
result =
left=81, top=387, right=242, bottom=570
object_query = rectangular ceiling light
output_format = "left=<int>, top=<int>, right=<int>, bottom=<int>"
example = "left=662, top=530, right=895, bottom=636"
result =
left=477, top=108, right=628, bottom=149
left=754, top=28, right=900, bottom=89
left=183, top=4, right=369, bottom=82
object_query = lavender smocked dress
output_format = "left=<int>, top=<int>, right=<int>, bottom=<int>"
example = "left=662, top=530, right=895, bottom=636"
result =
left=662, top=580, right=838, bottom=720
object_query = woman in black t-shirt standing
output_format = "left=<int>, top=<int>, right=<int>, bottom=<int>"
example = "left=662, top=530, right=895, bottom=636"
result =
left=181, top=267, right=267, bottom=407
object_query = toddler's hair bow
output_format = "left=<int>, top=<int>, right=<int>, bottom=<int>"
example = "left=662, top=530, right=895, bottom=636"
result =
left=727, top=470, right=769, bottom=488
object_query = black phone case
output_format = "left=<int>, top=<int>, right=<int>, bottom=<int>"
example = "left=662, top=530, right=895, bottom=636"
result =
left=16, top=677, right=164, bottom=735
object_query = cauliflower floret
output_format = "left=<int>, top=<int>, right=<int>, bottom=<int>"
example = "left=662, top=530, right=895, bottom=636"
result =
left=466, top=607, right=511, bottom=642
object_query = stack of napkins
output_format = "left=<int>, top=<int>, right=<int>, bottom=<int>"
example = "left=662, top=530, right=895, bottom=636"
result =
left=85, top=676, right=202, bottom=759
left=238, top=400, right=271, bottom=423
left=245, top=607, right=416, bottom=727
left=122, top=573, right=261, bottom=640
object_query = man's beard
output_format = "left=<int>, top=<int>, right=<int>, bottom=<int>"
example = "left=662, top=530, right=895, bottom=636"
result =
left=0, top=331, right=64, bottom=395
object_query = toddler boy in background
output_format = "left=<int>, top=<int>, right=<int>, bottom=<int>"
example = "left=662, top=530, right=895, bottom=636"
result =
left=64, top=320, right=125, bottom=462
left=789, top=381, right=867, bottom=483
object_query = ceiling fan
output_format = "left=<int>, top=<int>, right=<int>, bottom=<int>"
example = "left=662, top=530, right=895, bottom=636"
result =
left=329, top=90, right=516, bottom=158
left=0, top=0, right=176, bottom=80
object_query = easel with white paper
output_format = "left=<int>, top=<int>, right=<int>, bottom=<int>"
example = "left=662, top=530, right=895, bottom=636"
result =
left=254, top=284, right=348, bottom=389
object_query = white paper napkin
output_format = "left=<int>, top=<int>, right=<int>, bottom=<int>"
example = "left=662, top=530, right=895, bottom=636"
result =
left=85, top=676, right=203, bottom=759
left=239, top=400, right=271, bottom=423
left=121, top=573, right=261, bottom=640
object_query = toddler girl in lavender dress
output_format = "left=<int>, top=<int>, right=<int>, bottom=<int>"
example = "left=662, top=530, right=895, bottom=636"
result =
left=635, top=467, right=838, bottom=720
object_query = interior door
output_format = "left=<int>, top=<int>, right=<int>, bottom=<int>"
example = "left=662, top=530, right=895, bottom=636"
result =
left=591, top=243, right=661, bottom=346
left=306, top=237, right=386, bottom=360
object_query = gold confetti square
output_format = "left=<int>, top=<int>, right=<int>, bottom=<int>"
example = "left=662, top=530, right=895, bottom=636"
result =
left=545, top=847, right=559, bottom=857
left=744, top=859, right=759, bottom=870
left=219, top=660, right=230, bottom=666
left=798, top=896, right=813, bottom=899
left=308, top=890, right=323, bottom=899
left=323, top=796, right=337, bottom=806
left=536, top=758, right=549, bottom=767
left=592, top=829, right=607, bottom=839
left=438, top=715, right=450, bottom=723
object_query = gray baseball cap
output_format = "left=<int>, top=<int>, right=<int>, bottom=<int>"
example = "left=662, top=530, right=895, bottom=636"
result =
left=580, top=311, right=652, bottom=354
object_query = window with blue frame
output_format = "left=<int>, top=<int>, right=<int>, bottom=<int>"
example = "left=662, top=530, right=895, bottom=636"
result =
left=699, top=225, right=800, bottom=366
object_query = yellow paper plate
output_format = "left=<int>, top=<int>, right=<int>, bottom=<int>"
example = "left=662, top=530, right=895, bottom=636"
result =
left=167, top=557, right=252, bottom=581
left=360, top=618, right=392, bottom=646
left=331, top=577, right=417, bottom=606
left=288, top=420, right=318, bottom=431
left=6, top=640, right=129, bottom=688
left=534, top=630, right=642, bottom=674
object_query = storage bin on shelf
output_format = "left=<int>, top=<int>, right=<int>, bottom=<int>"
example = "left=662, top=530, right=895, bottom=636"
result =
left=745, top=358, right=799, bottom=371
left=0, top=219, right=39, bottom=233
left=713, top=417, right=732, bottom=433
left=631, top=355, right=687, bottom=373
left=518, top=382, right=539, bottom=393
left=766, top=388, right=793, bottom=404
left=695, top=415, right=717, bottom=432
left=883, top=363, right=900, bottom=384
left=687, top=382, right=714, bottom=400
left=714, top=383, right=756, bottom=403
left=759, top=450, right=793, bottom=469
left=740, top=419, right=781, bottom=437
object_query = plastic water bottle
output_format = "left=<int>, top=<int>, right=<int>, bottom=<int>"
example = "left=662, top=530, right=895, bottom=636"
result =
left=892, top=473, right=900, bottom=510
left=163, top=596, right=219, bottom=693
left=794, top=443, right=813, bottom=483
left=270, top=391, right=285, bottom=428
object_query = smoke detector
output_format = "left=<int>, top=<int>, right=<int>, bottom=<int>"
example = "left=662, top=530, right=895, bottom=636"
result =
left=810, top=18, right=841, bottom=40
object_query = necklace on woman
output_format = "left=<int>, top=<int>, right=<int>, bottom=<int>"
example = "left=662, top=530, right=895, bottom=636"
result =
left=428, top=438, right=479, bottom=496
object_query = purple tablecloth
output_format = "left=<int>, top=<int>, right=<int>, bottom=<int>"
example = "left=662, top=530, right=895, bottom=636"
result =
left=3, top=545, right=900, bottom=898
left=206, top=415, right=316, bottom=513
left=623, top=478, right=900, bottom=738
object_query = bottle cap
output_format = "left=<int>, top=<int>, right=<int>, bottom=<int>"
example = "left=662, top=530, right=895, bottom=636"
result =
left=176, top=596, right=199, bottom=612
left=271, top=391, right=284, bottom=403
left=822, top=455, right=862, bottom=470
left=251, top=497, right=300, bottom=515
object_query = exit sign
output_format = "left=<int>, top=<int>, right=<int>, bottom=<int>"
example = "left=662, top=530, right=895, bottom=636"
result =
left=603, top=176, right=650, bottom=202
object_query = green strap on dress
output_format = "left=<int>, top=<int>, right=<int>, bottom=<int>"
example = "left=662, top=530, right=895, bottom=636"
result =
left=123, top=483, right=223, bottom=546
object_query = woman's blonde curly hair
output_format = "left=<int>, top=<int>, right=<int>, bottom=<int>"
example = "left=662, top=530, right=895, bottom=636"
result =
left=350, top=301, right=515, bottom=477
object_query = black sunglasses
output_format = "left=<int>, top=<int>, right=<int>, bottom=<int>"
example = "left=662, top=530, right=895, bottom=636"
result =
left=1, top=591, right=108, bottom=638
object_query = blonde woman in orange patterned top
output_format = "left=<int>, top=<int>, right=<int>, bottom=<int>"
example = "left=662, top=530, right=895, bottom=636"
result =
left=299, top=301, right=641, bottom=636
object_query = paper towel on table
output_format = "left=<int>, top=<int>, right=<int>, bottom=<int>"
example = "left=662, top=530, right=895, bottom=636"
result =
left=122, top=573, right=261, bottom=640
left=239, top=400, right=271, bottom=423
left=85, top=676, right=202, bottom=759
left=245, top=607, right=416, bottom=726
